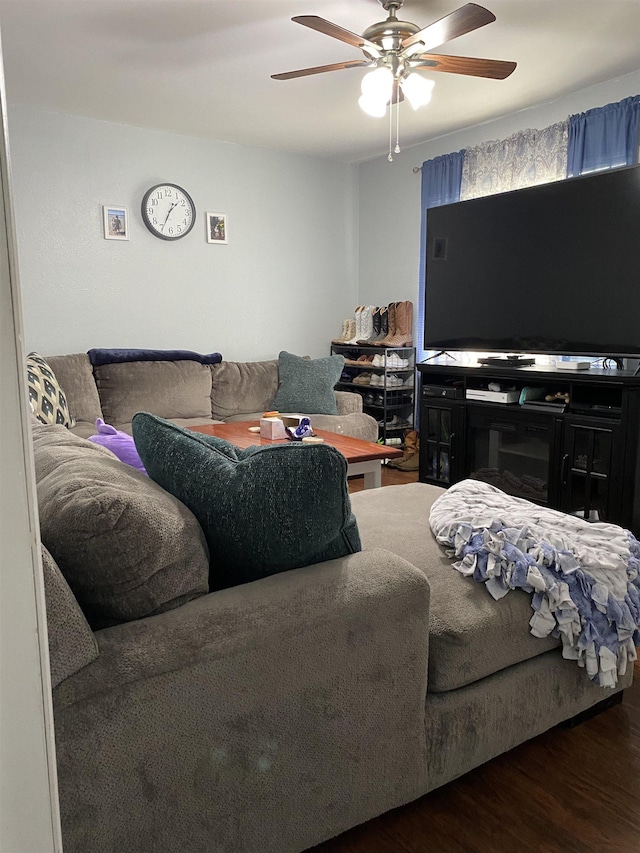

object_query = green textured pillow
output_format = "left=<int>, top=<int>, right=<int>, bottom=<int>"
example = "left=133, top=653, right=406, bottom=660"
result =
left=132, top=413, right=361, bottom=590
left=274, top=351, right=344, bottom=416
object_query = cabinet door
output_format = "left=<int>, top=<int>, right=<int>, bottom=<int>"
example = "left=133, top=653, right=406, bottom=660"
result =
left=560, top=417, right=620, bottom=523
left=419, top=402, right=464, bottom=485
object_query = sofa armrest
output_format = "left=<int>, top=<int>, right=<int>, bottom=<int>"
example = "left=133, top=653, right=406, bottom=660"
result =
left=335, top=389, right=363, bottom=414
left=53, top=549, right=430, bottom=853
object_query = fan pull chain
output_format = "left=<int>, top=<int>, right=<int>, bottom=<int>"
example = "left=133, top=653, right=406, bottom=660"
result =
left=388, top=96, right=393, bottom=162
left=395, top=94, right=401, bottom=154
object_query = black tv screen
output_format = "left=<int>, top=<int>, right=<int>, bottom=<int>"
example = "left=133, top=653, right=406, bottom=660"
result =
left=423, top=164, right=640, bottom=358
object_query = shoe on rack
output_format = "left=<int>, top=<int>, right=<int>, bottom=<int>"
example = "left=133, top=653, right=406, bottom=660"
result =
left=344, top=308, right=363, bottom=344
left=332, top=320, right=350, bottom=344
left=363, top=392, right=376, bottom=406
left=386, top=353, right=409, bottom=368
left=385, top=373, right=404, bottom=387
left=372, top=354, right=385, bottom=367
left=353, top=372, right=373, bottom=385
left=370, top=306, right=388, bottom=344
left=370, top=373, right=383, bottom=387
left=356, top=305, right=375, bottom=344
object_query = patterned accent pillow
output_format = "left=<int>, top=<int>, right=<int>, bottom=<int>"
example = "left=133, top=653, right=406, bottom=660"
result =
left=27, top=352, right=74, bottom=427
left=132, top=413, right=362, bottom=590
left=274, top=351, right=345, bottom=416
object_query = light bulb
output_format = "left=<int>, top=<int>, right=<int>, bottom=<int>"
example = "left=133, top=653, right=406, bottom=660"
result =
left=401, top=73, right=434, bottom=110
left=361, top=66, right=393, bottom=100
left=358, top=94, right=387, bottom=118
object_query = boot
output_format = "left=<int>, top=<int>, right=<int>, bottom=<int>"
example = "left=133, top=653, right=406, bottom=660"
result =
left=386, top=301, right=414, bottom=347
left=357, top=305, right=373, bottom=343
left=332, top=319, right=350, bottom=344
left=358, top=306, right=378, bottom=344
left=340, top=319, right=356, bottom=345
left=388, top=429, right=420, bottom=470
left=377, top=302, right=397, bottom=346
left=345, top=307, right=363, bottom=344
left=369, top=305, right=389, bottom=344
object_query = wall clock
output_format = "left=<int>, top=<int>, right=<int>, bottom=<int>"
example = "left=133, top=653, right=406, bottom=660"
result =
left=141, top=183, right=196, bottom=240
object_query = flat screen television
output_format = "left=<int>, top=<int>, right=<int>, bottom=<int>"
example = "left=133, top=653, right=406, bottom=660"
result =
left=423, top=164, right=640, bottom=359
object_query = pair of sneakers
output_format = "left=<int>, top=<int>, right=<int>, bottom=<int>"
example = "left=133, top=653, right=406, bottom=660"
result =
left=371, top=353, right=409, bottom=368
left=370, top=373, right=403, bottom=387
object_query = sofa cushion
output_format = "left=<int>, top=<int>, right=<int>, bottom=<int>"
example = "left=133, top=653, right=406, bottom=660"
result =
left=33, top=425, right=209, bottom=629
left=274, top=351, right=344, bottom=416
left=132, top=413, right=362, bottom=590
left=41, top=544, right=99, bottom=687
left=46, top=353, right=104, bottom=426
left=27, top=352, right=74, bottom=427
left=210, top=359, right=279, bottom=420
left=350, top=482, right=561, bottom=693
left=94, top=360, right=213, bottom=425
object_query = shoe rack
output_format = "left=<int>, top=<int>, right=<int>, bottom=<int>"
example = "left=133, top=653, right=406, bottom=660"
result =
left=331, top=343, right=416, bottom=448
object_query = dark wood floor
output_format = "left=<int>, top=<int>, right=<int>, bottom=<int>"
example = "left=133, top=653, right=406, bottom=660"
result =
left=331, top=467, right=640, bottom=853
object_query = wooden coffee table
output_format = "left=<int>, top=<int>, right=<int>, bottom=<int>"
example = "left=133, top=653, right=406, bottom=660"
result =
left=189, top=421, right=403, bottom=489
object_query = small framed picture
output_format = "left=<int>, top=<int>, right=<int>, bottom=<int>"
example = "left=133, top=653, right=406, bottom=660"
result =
left=206, top=212, right=228, bottom=244
left=103, top=206, right=129, bottom=240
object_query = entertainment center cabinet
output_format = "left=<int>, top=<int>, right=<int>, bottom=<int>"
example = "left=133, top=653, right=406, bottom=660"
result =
left=417, top=360, right=640, bottom=535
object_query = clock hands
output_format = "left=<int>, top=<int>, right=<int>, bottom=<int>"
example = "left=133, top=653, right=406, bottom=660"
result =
left=161, top=201, right=180, bottom=232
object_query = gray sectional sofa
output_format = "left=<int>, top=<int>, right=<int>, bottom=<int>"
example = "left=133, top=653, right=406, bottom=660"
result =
left=34, top=353, right=633, bottom=853
left=45, top=352, right=379, bottom=441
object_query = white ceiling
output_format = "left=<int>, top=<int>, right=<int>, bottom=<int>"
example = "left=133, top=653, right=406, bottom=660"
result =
left=0, top=0, right=638, bottom=163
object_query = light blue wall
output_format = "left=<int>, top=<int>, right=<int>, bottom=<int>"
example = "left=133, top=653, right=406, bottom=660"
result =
left=357, top=71, right=640, bottom=315
left=8, top=70, right=640, bottom=362
left=8, top=107, right=358, bottom=361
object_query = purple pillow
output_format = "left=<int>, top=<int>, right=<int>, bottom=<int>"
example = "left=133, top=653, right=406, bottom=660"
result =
left=88, top=419, right=147, bottom=474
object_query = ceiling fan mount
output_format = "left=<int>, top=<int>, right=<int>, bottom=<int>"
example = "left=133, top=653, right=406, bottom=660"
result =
left=361, top=1, right=421, bottom=52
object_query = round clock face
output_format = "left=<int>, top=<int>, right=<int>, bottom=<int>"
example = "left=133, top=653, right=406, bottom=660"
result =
left=141, top=183, right=196, bottom=240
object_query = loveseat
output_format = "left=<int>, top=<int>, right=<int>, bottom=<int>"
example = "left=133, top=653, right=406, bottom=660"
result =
left=44, top=350, right=379, bottom=442
left=34, top=404, right=633, bottom=853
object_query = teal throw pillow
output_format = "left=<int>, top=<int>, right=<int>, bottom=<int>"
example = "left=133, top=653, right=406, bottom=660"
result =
left=132, top=413, right=362, bottom=590
left=274, top=351, right=344, bottom=416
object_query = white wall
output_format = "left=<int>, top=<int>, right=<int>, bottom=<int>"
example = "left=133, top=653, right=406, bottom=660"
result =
left=357, top=71, right=640, bottom=314
left=7, top=107, right=359, bottom=361
left=0, top=69, right=61, bottom=853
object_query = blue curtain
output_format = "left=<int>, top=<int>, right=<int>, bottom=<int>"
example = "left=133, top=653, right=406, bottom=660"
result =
left=567, top=95, right=640, bottom=176
left=416, top=151, right=465, bottom=364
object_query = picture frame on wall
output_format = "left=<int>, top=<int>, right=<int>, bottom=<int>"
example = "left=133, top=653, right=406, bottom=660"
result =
left=103, top=205, right=129, bottom=240
left=206, top=212, right=228, bottom=244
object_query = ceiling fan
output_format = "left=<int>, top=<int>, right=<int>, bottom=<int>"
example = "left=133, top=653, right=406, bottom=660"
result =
left=272, top=1, right=516, bottom=119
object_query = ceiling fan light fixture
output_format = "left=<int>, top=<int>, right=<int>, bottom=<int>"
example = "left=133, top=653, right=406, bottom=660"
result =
left=401, top=72, right=435, bottom=110
left=358, top=93, right=388, bottom=118
left=360, top=65, right=393, bottom=98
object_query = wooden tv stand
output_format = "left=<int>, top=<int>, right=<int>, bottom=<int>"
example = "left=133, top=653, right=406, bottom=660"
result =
left=417, top=359, right=640, bottom=535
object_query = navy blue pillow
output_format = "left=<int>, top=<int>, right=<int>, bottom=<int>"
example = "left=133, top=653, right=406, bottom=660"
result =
left=132, top=414, right=361, bottom=590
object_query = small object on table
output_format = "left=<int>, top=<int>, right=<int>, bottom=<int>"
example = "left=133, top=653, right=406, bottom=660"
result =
left=285, top=417, right=315, bottom=441
left=248, top=426, right=261, bottom=433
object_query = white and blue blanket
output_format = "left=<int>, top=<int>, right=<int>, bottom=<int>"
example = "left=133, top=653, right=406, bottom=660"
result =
left=429, top=479, right=640, bottom=688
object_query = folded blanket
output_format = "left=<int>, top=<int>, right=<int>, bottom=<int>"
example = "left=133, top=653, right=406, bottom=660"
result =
left=429, top=479, right=640, bottom=687
left=88, top=348, right=222, bottom=366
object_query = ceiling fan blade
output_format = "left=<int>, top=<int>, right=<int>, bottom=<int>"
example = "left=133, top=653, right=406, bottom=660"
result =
left=412, top=53, right=516, bottom=79
left=292, top=15, right=381, bottom=57
left=402, top=3, right=496, bottom=54
left=272, top=59, right=370, bottom=81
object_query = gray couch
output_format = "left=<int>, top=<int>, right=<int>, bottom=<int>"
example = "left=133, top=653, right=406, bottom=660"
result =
left=46, top=352, right=379, bottom=442
left=34, top=356, right=632, bottom=853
